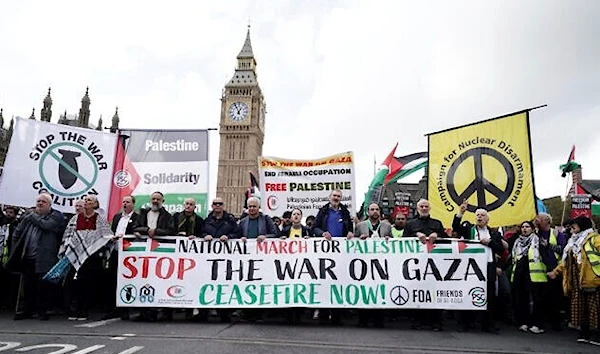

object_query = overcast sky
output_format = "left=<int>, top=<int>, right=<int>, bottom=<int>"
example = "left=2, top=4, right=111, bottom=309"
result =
left=1, top=0, right=599, bottom=205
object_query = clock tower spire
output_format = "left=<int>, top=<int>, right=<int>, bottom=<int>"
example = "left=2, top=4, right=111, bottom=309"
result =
left=216, top=27, right=267, bottom=216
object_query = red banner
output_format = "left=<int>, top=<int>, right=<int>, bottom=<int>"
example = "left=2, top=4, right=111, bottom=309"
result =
left=570, top=194, right=592, bottom=219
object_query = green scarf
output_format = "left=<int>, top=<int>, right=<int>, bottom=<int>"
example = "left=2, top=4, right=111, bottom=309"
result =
left=178, top=213, right=196, bottom=236
left=366, top=219, right=381, bottom=235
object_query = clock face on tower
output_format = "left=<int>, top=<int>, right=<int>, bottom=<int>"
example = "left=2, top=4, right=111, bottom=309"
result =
left=228, top=102, right=249, bottom=121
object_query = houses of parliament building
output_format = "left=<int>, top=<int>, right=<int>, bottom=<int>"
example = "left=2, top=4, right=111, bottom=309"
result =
left=0, top=88, right=121, bottom=174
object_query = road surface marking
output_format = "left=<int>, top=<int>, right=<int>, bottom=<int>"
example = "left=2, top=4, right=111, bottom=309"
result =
left=71, top=345, right=106, bottom=354
left=117, top=346, right=144, bottom=354
left=75, top=318, right=120, bottom=328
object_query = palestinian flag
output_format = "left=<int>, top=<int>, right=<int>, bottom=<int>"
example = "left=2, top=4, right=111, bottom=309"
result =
left=107, top=134, right=142, bottom=222
left=149, top=238, right=177, bottom=253
left=122, top=238, right=147, bottom=252
left=386, top=151, right=428, bottom=185
left=360, top=145, right=428, bottom=217
left=560, top=145, right=579, bottom=178
left=244, top=172, right=261, bottom=209
left=426, top=243, right=453, bottom=254
left=457, top=241, right=486, bottom=254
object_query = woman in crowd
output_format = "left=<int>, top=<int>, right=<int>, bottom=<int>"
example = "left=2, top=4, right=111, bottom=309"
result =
left=279, top=208, right=311, bottom=324
left=60, top=195, right=112, bottom=320
left=279, top=208, right=311, bottom=240
left=548, top=216, right=600, bottom=345
left=510, top=220, right=547, bottom=334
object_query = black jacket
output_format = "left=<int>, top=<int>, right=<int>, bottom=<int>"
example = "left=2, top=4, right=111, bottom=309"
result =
left=403, top=215, right=446, bottom=238
left=202, top=211, right=239, bottom=238
left=133, top=208, right=173, bottom=236
left=171, top=212, right=204, bottom=237
left=452, top=215, right=504, bottom=256
left=111, top=211, right=139, bottom=235
left=312, top=203, right=353, bottom=237
left=6, top=209, right=67, bottom=273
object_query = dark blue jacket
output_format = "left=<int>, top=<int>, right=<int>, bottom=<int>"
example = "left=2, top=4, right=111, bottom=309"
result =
left=202, top=211, right=239, bottom=239
left=312, top=203, right=352, bottom=237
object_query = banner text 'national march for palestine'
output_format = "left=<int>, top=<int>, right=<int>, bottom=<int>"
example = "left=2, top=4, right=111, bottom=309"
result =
left=116, top=237, right=491, bottom=310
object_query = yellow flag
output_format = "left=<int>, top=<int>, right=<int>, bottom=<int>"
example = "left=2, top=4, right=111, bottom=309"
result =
left=427, top=111, right=536, bottom=227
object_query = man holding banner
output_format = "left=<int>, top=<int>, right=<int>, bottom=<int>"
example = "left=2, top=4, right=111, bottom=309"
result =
left=313, top=189, right=353, bottom=325
left=132, top=191, right=173, bottom=321
left=313, top=190, right=354, bottom=241
left=453, top=200, right=505, bottom=333
left=354, top=203, right=391, bottom=328
left=403, top=199, right=447, bottom=331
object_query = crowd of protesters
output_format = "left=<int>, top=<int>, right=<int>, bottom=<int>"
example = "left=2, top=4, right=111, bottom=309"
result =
left=0, top=189, right=599, bottom=346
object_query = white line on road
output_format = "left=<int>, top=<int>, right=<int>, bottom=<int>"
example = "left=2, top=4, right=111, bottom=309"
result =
left=71, top=345, right=106, bottom=354
left=117, top=346, right=144, bottom=354
left=0, top=342, right=21, bottom=352
left=75, top=318, right=121, bottom=328
left=16, top=344, right=77, bottom=353
left=111, top=337, right=126, bottom=341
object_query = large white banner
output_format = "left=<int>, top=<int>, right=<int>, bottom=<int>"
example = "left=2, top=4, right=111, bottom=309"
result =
left=0, top=118, right=117, bottom=213
left=116, top=237, right=491, bottom=310
left=258, top=152, right=357, bottom=217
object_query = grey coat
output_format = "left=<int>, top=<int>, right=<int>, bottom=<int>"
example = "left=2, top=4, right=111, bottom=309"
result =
left=8, top=209, right=66, bottom=274
left=238, top=214, right=277, bottom=238
left=354, top=220, right=392, bottom=238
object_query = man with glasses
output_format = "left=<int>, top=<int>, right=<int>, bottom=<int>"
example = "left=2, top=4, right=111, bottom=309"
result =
left=202, top=198, right=239, bottom=242
left=202, top=197, right=239, bottom=322
left=312, top=189, right=354, bottom=325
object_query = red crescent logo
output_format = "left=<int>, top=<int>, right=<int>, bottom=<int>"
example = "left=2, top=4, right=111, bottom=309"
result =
left=267, top=195, right=279, bottom=210
left=166, top=285, right=185, bottom=298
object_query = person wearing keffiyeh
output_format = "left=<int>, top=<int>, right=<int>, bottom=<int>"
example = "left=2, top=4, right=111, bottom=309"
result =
left=510, top=220, right=548, bottom=334
left=548, top=216, right=600, bottom=346
left=60, top=195, right=113, bottom=321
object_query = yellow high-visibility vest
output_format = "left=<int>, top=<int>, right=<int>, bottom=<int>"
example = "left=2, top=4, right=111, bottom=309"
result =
left=512, top=246, right=548, bottom=283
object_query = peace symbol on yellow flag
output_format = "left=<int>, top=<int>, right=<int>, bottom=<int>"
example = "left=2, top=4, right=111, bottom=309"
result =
left=427, top=111, right=537, bottom=227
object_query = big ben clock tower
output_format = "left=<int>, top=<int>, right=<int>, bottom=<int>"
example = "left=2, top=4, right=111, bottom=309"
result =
left=216, top=27, right=266, bottom=215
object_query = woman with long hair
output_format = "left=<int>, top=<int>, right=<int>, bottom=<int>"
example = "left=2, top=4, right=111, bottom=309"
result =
left=548, top=216, right=600, bottom=345
left=510, top=220, right=547, bottom=334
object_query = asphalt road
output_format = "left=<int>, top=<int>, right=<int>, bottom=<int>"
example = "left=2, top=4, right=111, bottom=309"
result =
left=0, top=312, right=597, bottom=354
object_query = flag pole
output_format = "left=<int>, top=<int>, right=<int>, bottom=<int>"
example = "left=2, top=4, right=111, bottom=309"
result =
left=373, top=155, right=376, bottom=178
left=560, top=173, right=571, bottom=226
